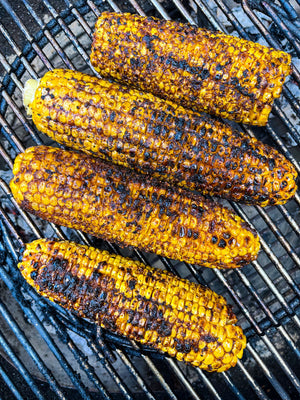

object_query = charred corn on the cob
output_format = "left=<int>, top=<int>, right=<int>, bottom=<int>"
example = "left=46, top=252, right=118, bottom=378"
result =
left=19, top=238, right=247, bottom=371
left=11, top=146, right=260, bottom=269
left=24, top=69, right=297, bottom=206
left=91, top=12, right=292, bottom=126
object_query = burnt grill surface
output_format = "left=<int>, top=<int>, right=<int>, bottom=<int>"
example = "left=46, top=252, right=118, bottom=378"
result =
left=0, top=0, right=299, bottom=399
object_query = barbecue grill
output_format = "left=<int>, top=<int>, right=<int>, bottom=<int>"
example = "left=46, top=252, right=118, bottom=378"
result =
left=0, top=0, right=299, bottom=399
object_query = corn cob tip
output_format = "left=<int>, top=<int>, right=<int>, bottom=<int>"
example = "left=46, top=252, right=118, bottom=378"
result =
left=23, top=79, right=40, bottom=116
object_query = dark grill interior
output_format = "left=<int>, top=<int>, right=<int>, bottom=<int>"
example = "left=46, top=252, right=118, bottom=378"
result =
left=0, top=0, right=299, bottom=399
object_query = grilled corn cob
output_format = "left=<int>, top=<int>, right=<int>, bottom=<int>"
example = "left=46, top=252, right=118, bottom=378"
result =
left=10, top=146, right=260, bottom=269
left=23, top=69, right=297, bottom=206
left=90, top=12, right=292, bottom=126
left=19, top=238, right=247, bottom=371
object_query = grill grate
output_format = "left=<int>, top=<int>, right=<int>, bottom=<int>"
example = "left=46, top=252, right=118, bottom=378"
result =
left=0, top=0, right=299, bottom=399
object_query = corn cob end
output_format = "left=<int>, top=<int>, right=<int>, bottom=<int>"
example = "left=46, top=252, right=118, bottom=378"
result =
left=23, top=79, right=40, bottom=117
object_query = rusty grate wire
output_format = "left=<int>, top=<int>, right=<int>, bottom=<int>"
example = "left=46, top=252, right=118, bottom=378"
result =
left=0, top=0, right=299, bottom=399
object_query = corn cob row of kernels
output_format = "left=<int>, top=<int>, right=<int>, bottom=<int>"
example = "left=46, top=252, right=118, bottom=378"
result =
left=91, top=12, right=292, bottom=126
left=18, top=238, right=246, bottom=371
left=24, top=69, right=297, bottom=206
left=10, top=146, right=260, bottom=269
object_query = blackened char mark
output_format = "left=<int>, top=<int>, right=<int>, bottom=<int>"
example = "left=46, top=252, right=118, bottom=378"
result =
left=200, top=333, right=217, bottom=343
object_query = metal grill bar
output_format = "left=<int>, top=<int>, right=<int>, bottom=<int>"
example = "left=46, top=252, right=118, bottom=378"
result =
left=20, top=0, right=75, bottom=70
left=231, top=203, right=300, bottom=297
left=220, top=371, right=246, bottom=400
left=45, top=316, right=112, bottom=399
left=106, top=0, right=121, bottom=13
left=0, top=0, right=54, bottom=70
left=0, top=295, right=66, bottom=400
left=194, top=0, right=225, bottom=31
left=261, top=335, right=300, bottom=392
left=0, top=364, right=24, bottom=400
left=0, top=0, right=299, bottom=399
left=86, top=341, right=134, bottom=400
left=272, top=104, right=300, bottom=143
left=114, top=349, right=156, bottom=400
left=277, top=0, right=298, bottom=19
left=41, top=0, right=96, bottom=73
left=195, top=369, right=222, bottom=400
left=165, top=359, right=201, bottom=400
left=0, top=22, right=38, bottom=79
left=235, top=359, right=269, bottom=400
left=0, top=288, right=93, bottom=399
left=128, top=341, right=178, bottom=400
left=149, top=0, right=171, bottom=20
left=245, top=344, right=291, bottom=400
left=0, top=331, right=45, bottom=400
left=169, top=0, right=196, bottom=23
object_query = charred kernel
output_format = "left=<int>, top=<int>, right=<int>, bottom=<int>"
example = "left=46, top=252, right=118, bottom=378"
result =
left=128, top=279, right=136, bottom=289
left=218, top=239, right=226, bottom=248
left=30, top=270, right=38, bottom=280
left=200, top=69, right=210, bottom=79
left=211, top=236, right=218, bottom=244
left=281, top=181, right=287, bottom=188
